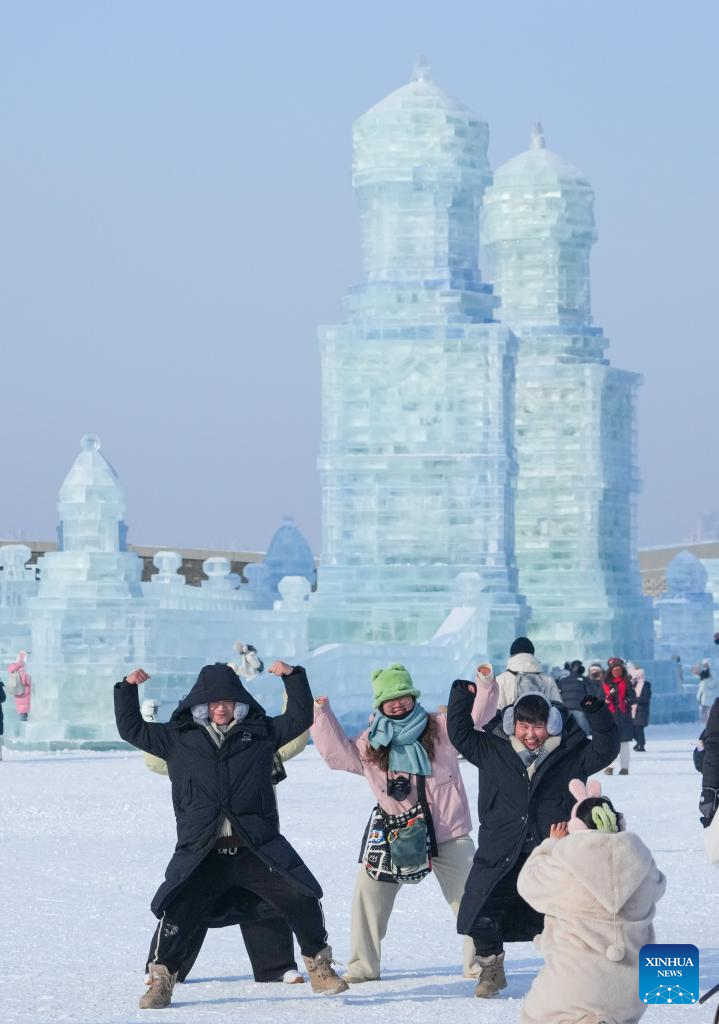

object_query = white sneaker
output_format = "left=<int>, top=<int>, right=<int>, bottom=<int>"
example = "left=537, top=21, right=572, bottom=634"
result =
left=282, top=969, right=304, bottom=984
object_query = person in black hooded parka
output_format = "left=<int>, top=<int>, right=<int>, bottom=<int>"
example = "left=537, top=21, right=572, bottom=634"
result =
left=447, top=683, right=619, bottom=998
left=114, top=660, right=348, bottom=1008
left=0, top=677, right=5, bottom=760
left=700, top=697, right=719, bottom=828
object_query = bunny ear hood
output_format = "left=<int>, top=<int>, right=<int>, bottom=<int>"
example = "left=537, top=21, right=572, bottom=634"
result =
left=553, top=832, right=656, bottom=914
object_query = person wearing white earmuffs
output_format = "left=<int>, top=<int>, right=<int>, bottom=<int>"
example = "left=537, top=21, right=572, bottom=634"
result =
left=516, top=778, right=666, bottom=1024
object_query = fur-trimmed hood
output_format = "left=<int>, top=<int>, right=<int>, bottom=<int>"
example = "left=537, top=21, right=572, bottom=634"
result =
left=170, top=663, right=267, bottom=729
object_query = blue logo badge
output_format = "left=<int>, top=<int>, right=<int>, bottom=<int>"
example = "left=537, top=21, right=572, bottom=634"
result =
left=639, top=944, right=699, bottom=1005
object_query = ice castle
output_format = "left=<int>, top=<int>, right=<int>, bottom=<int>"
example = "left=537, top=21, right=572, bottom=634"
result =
left=1, top=62, right=702, bottom=744
left=310, top=56, right=528, bottom=660
left=5, top=436, right=315, bottom=745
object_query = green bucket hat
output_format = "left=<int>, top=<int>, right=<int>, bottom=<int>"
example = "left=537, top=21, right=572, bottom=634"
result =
left=371, top=663, right=421, bottom=709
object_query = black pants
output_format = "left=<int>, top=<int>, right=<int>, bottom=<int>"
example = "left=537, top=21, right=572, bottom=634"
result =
left=470, top=854, right=536, bottom=957
left=633, top=725, right=646, bottom=748
left=151, top=849, right=327, bottom=975
left=146, top=912, right=297, bottom=983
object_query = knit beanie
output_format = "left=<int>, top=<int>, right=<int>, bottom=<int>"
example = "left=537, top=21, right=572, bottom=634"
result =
left=371, top=664, right=421, bottom=709
left=509, top=636, right=535, bottom=656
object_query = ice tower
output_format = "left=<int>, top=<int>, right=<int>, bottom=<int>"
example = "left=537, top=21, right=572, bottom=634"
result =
left=311, top=59, right=526, bottom=658
left=482, top=125, right=653, bottom=662
left=23, top=435, right=144, bottom=743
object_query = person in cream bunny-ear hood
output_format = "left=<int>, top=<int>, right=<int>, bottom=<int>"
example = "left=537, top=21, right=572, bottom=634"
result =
left=516, top=779, right=666, bottom=1024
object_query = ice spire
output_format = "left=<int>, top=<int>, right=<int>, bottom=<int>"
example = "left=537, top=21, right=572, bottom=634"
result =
left=531, top=121, right=545, bottom=149
left=58, top=434, right=127, bottom=552
left=411, top=53, right=431, bottom=82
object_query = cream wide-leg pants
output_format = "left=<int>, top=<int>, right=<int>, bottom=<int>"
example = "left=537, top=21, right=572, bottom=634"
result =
left=345, top=834, right=479, bottom=981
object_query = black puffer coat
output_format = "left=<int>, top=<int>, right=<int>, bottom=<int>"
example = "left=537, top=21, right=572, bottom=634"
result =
left=447, top=682, right=619, bottom=939
left=556, top=671, right=590, bottom=711
left=114, top=664, right=319, bottom=918
left=632, top=680, right=652, bottom=728
left=703, top=699, right=719, bottom=795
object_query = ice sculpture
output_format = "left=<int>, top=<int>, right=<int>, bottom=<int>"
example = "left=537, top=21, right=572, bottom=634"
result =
left=245, top=516, right=316, bottom=607
left=310, top=57, right=527, bottom=660
left=0, top=544, right=37, bottom=666
left=20, top=435, right=144, bottom=743
left=655, top=551, right=715, bottom=667
left=5, top=437, right=313, bottom=746
left=701, top=557, right=719, bottom=635
left=482, top=125, right=654, bottom=663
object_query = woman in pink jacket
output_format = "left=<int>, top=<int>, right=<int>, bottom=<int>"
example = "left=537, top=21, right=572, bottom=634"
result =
left=311, top=662, right=498, bottom=984
left=9, top=651, right=31, bottom=720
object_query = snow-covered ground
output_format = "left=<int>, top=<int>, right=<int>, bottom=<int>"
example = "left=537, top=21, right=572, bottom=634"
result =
left=3, top=724, right=717, bottom=1024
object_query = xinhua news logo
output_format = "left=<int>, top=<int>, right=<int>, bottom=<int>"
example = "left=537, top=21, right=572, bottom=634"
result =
left=639, top=944, right=699, bottom=1005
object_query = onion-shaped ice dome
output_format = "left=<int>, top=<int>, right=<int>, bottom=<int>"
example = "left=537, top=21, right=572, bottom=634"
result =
left=665, top=550, right=709, bottom=595
left=351, top=56, right=491, bottom=291
left=264, top=516, right=316, bottom=593
left=482, top=124, right=597, bottom=325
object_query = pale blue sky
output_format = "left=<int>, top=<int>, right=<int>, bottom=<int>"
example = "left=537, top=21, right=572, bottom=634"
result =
left=1, top=1, right=716, bottom=552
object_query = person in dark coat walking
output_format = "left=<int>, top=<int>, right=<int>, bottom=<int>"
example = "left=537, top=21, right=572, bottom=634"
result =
left=114, top=660, right=348, bottom=1008
left=630, top=667, right=652, bottom=752
left=0, top=678, right=5, bottom=760
left=556, top=660, right=591, bottom=736
left=700, top=698, right=719, bottom=828
left=601, top=659, right=636, bottom=775
left=447, top=685, right=619, bottom=998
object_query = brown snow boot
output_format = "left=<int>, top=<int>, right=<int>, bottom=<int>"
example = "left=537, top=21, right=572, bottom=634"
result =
left=139, top=964, right=177, bottom=1009
left=604, top=766, right=614, bottom=775
left=302, top=946, right=349, bottom=995
left=474, top=952, right=507, bottom=998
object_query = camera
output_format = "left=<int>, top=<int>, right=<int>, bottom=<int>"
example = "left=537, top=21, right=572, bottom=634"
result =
left=387, top=775, right=412, bottom=800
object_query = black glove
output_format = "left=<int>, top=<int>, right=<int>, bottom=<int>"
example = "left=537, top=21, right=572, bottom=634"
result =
left=700, top=787, right=718, bottom=827
left=581, top=695, right=601, bottom=711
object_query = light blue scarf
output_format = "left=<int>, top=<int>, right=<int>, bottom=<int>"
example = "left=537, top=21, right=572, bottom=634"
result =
left=367, top=702, right=432, bottom=776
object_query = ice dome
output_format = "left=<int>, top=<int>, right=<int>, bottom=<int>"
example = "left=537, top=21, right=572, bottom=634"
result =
left=350, top=56, right=491, bottom=296
left=353, top=55, right=489, bottom=188
left=482, top=124, right=596, bottom=325
left=359, top=54, right=469, bottom=120
left=264, top=516, right=316, bottom=593
left=493, top=123, right=589, bottom=186
left=666, top=550, right=709, bottom=594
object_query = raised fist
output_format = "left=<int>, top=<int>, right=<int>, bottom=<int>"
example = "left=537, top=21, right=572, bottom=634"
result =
left=126, top=668, right=150, bottom=686
left=267, top=661, right=294, bottom=677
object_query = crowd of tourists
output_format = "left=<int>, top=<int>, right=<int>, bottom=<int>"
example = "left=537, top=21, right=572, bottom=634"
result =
left=112, top=632, right=699, bottom=1023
